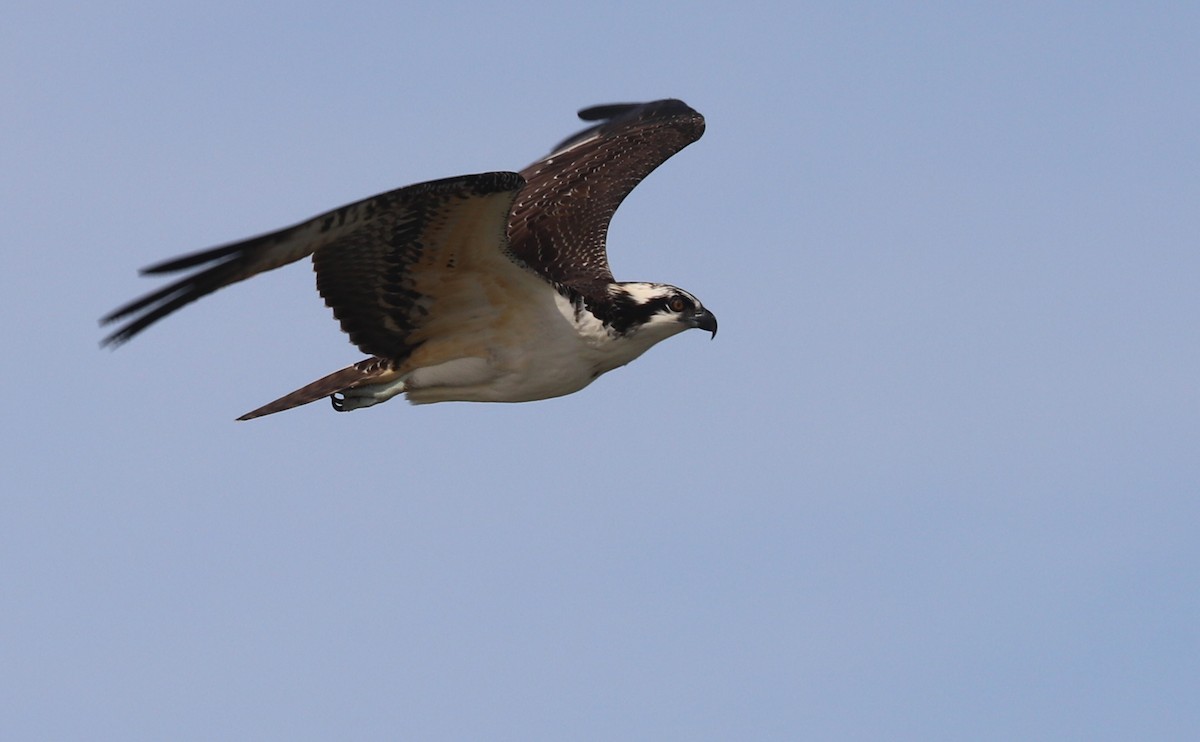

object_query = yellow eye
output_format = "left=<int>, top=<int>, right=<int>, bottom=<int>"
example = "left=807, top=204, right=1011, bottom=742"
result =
left=668, top=296, right=688, bottom=313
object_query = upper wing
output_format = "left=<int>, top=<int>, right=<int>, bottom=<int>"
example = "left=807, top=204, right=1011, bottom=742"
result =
left=312, top=173, right=531, bottom=359
left=507, top=99, right=705, bottom=295
left=101, top=172, right=526, bottom=351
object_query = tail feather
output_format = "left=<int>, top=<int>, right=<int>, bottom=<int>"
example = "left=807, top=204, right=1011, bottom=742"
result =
left=237, top=357, right=394, bottom=420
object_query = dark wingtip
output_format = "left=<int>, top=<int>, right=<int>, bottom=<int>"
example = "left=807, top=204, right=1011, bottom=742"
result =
left=550, top=99, right=700, bottom=154
left=138, top=243, right=244, bottom=275
left=98, top=311, right=140, bottom=348
left=576, top=98, right=691, bottom=121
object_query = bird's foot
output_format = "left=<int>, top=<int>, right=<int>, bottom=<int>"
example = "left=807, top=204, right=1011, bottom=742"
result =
left=331, top=377, right=408, bottom=412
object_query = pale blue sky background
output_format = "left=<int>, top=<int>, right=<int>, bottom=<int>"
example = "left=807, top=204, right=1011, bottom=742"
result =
left=3, top=2, right=1198, bottom=739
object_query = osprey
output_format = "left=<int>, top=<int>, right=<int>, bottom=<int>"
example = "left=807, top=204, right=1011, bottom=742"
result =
left=102, top=99, right=716, bottom=419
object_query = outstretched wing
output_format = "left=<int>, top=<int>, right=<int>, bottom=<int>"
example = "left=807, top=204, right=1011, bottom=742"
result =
left=311, top=173, right=530, bottom=359
left=101, top=172, right=526, bottom=351
left=507, top=99, right=705, bottom=296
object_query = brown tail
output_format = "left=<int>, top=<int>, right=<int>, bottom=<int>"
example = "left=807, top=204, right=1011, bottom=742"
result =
left=237, top=357, right=395, bottom=420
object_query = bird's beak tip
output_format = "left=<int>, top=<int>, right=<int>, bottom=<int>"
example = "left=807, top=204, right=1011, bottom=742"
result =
left=692, top=309, right=717, bottom=338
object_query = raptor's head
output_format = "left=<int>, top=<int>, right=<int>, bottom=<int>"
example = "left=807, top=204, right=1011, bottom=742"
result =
left=606, top=282, right=718, bottom=340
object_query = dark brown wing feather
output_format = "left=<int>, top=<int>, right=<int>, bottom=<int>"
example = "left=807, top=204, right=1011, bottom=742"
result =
left=507, top=99, right=705, bottom=297
left=100, top=171, right=523, bottom=347
left=312, top=173, right=525, bottom=359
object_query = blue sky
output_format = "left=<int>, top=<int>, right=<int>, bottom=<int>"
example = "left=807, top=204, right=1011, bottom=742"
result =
left=3, top=2, right=1198, bottom=739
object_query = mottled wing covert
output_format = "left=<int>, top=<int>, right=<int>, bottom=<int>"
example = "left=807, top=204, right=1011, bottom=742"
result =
left=507, top=99, right=705, bottom=297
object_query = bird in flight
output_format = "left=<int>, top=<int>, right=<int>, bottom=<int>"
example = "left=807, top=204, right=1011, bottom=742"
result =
left=101, top=99, right=717, bottom=420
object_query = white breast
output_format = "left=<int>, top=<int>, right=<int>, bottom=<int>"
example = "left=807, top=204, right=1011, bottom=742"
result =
left=401, top=290, right=662, bottom=404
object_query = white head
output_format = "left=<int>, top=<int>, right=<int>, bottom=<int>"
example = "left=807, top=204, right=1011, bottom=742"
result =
left=606, top=282, right=717, bottom=340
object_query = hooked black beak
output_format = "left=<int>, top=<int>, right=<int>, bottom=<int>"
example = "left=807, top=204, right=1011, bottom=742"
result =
left=691, top=308, right=718, bottom=338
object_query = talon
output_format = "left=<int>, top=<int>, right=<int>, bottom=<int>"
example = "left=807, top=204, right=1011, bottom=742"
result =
left=326, top=377, right=407, bottom=412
